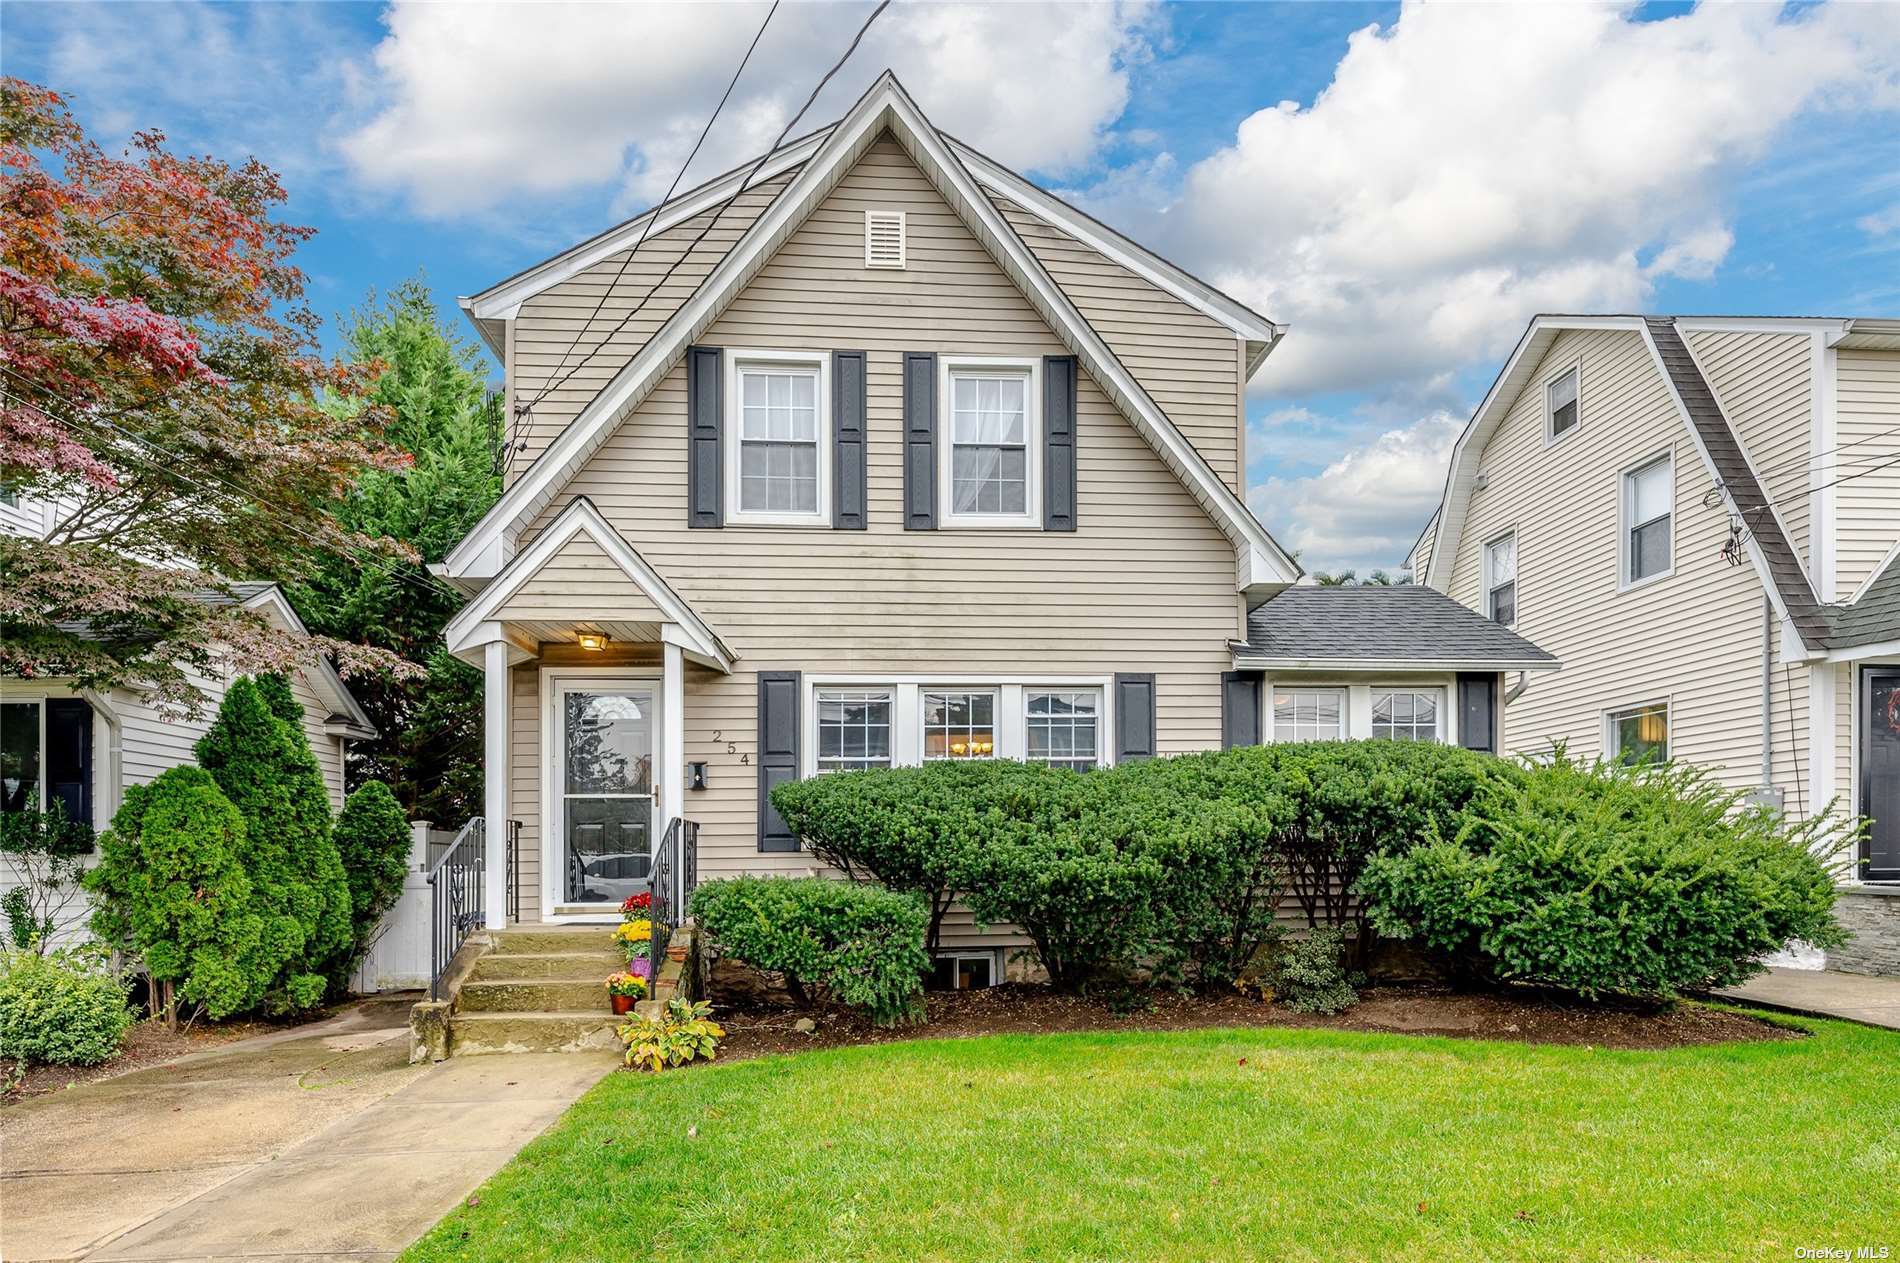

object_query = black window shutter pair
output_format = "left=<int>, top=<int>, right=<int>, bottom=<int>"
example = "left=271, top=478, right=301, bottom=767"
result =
left=686, top=347, right=869, bottom=530
left=1221, top=671, right=1263, bottom=749
left=903, top=353, right=1078, bottom=532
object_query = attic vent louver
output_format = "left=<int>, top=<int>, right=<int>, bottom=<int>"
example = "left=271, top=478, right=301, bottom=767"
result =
left=865, top=210, right=906, bottom=269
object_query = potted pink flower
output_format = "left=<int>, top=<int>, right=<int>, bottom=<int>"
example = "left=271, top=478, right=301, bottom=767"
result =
left=606, top=970, right=649, bottom=1015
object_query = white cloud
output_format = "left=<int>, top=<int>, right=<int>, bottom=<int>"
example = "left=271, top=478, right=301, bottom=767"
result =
left=1089, top=1, right=1900, bottom=399
left=340, top=1, right=1162, bottom=217
left=1251, top=411, right=1464, bottom=574
left=1860, top=202, right=1900, bottom=237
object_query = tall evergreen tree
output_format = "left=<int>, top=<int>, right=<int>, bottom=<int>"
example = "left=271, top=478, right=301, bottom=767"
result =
left=289, top=278, right=499, bottom=824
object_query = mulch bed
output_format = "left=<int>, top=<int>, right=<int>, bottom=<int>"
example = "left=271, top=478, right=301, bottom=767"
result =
left=705, top=982, right=1802, bottom=1061
left=5, top=1014, right=277, bottom=1104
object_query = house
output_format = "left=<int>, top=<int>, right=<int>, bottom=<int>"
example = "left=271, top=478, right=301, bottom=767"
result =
left=1, top=491, right=376, bottom=943
left=1411, top=314, right=1900, bottom=974
left=433, top=72, right=1556, bottom=986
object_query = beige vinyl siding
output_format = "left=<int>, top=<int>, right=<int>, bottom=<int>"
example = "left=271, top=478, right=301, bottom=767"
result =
left=1835, top=349, right=1900, bottom=596
left=113, top=670, right=346, bottom=809
left=1446, top=327, right=1809, bottom=803
left=991, top=195, right=1245, bottom=493
left=1684, top=330, right=1812, bottom=566
left=505, top=136, right=1238, bottom=935
left=506, top=170, right=802, bottom=475
left=491, top=533, right=664, bottom=634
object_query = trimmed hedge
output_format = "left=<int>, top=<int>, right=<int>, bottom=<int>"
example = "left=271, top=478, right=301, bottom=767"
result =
left=691, top=877, right=929, bottom=1026
left=0, top=946, right=132, bottom=1066
left=1359, top=753, right=1850, bottom=999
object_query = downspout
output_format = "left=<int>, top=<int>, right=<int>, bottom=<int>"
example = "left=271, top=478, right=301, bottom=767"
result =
left=1761, top=597, right=1774, bottom=789
left=79, top=688, right=122, bottom=823
left=1504, top=672, right=1528, bottom=704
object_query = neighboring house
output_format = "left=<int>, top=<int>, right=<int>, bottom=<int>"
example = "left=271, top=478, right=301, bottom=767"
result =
left=1, top=494, right=376, bottom=943
left=435, top=72, right=1556, bottom=978
left=1411, top=314, right=1900, bottom=973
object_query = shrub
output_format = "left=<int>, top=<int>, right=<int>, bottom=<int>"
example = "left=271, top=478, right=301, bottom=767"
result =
left=0, top=795, right=93, bottom=952
left=0, top=945, right=133, bottom=1065
left=333, top=780, right=411, bottom=959
left=771, top=760, right=1069, bottom=955
left=1358, top=753, right=1851, bottom=999
left=691, top=876, right=929, bottom=1025
left=196, top=676, right=351, bottom=1008
left=1270, top=927, right=1361, bottom=1014
left=84, top=767, right=269, bottom=1021
left=620, top=997, right=723, bottom=1072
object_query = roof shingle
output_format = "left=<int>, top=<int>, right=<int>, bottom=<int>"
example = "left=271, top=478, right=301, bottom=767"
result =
left=1240, top=585, right=1557, bottom=666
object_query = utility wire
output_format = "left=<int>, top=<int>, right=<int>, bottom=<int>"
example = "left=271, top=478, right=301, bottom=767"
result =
left=514, top=0, right=892, bottom=444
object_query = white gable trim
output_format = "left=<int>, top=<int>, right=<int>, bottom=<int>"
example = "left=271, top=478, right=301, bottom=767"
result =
left=237, top=585, right=378, bottom=738
left=443, top=496, right=734, bottom=672
left=442, top=71, right=1297, bottom=592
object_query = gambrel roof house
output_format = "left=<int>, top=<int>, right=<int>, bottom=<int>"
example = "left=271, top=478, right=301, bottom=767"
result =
left=431, top=72, right=1558, bottom=1023
left=1410, top=313, right=1900, bottom=973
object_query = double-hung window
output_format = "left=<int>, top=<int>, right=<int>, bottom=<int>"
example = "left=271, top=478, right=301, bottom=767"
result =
left=1025, top=690, right=1100, bottom=770
left=1485, top=533, right=1517, bottom=626
left=943, top=360, right=1038, bottom=527
left=1547, top=365, right=1580, bottom=442
left=1608, top=702, right=1669, bottom=764
left=1372, top=688, right=1442, bottom=742
left=923, top=690, right=996, bottom=760
left=815, top=690, right=893, bottom=773
left=1272, top=688, right=1345, bottom=742
left=727, top=353, right=827, bottom=524
left=1623, top=454, right=1673, bottom=585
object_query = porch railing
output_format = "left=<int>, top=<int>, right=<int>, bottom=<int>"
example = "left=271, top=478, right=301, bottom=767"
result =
left=650, top=817, right=699, bottom=963
left=428, top=817, right=486, bottom=1001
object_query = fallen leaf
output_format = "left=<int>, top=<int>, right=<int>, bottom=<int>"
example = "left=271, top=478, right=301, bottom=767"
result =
left=466, top=1195, right=481, bottom=1208
left=1515, top=1210, right=1537, bottom=1223
left=1238, top=1057, right=1247, bottom=1066
left=1417, top=1201, right=1428, bottom=1214
left=687, top=1125, right=698, bottom=1139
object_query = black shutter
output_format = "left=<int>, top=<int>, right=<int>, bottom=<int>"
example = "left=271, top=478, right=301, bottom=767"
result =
left=757, top=671, right=802, bottom=852
left=1221, top=671, right=1262, bottom=750
left=1043, top=355, right=1077, bottom=531
left=832, top=351, right=868, bottom=529
left=903, top=352, right=937, bottom=530
left=45, top=697, right=93, bottom=829
left=1457, top=673, right=1497, bottom=753
left=1114, top=673, right=1156, bottom=763
left=686, top=346, right=723, bottom=528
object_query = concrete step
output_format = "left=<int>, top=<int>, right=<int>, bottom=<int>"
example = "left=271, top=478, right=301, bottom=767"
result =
left=470, top=950, right=624, bottom=981
left=459, top=978, right=611, bottom=1013
left=449, top=1011, right=626, bottom=1056
left=489, top=927, right=618, bottom=955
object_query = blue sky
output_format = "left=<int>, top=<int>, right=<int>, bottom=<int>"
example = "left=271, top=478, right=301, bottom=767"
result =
left=7, top=0, right=1898, bottom=572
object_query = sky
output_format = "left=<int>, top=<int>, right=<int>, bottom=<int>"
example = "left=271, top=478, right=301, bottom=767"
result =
left=7, top=0, right=1899, bottom=574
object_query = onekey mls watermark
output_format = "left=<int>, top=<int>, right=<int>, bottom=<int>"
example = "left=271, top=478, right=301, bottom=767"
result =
left=1794, top=1248, right=1891, bottom=1260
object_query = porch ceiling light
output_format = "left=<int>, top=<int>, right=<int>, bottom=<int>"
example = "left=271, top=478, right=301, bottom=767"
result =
left=576, top=631, right=609, bottom=652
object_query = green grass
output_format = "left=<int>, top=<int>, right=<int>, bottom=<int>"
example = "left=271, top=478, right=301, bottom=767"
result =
left=403, top=1015, right=1900, bottom=1263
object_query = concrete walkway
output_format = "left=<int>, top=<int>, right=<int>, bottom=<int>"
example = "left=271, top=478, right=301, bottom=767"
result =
left=1718, top=967, right=1900, bottom=1030
left=1, top=996, right=617, bottom=1263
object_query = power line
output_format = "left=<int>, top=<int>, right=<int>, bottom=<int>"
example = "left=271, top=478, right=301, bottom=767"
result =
left=512, top=0, right=892, bottom=468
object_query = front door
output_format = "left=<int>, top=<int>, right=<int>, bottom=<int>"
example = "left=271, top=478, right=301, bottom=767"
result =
left=1863, top=668, right=1900, bottom=882
left=557, top=684, right=656, bottom=909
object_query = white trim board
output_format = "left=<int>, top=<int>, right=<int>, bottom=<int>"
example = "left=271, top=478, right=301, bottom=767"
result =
left=439, top=71, right=1300, bottom=596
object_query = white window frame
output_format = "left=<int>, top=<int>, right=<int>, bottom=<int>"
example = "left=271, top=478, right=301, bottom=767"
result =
left=1483, top=529, right=1518, bottom=627
left=864, top=209, right=906, bottom=269
left=1023, top=687, right=1104, bottom=771
left=813, top=688, right=895, bottom=774
left=722, top=349, right=832, bottom=527
left=1271, top=687, right=1348, bottom=743
left=921, top=688, right=1001, bottom=762
left=1545, top=362, right=1582, bottom=447
left=1604, top=698, right=1671, bottom=764
left=930, top=949, right=1001, bottom=990
left=1619, top=449, right=1675, bottom=591
left=939, top=356, right=1042, bottom=529
left=1370, top=686, right=1446, bottom=743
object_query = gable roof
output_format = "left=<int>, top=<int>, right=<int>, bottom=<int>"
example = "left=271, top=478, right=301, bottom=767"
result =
left=443, top=72, right=1297, bottom=593
left=1234, top=584, right=1558, bottom=671
left=1828, top=542, right=1900, bottom=653
left=1420, top=313, right=1846, bottom=654
left=443, top=496, right=733, bottom=671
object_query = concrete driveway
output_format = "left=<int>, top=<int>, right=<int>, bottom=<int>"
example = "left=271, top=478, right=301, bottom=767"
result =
left=1, top=996, right=617, bottom=1263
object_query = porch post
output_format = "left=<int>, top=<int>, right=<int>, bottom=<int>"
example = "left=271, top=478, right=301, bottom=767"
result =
left=662, top=639, right=685, bottom=838
left=483, top=639, right=510, bottom=930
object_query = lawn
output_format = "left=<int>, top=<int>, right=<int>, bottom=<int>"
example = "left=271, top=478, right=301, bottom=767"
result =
left=402, top=1014, right=1900, bottom=1263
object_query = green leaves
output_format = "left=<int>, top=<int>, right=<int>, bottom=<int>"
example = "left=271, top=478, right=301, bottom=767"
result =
left=333, top=780, right=411, bottom=959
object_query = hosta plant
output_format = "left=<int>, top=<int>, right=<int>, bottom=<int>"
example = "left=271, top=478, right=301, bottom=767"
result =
left=620, top=997, right=723, bottom=1072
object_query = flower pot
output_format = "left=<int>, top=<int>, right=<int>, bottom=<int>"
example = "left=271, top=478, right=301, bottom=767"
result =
left=611, top=993, right=636, bottom=1015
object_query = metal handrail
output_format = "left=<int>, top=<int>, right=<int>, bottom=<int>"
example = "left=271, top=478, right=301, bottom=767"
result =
left=649, top=817, right=699, bottom=963
left=428, top=817, right=486, bottom=1001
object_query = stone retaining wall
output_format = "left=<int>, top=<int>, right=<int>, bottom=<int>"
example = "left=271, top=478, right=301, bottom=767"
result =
left=1828, top=887, right=1900, bottom=977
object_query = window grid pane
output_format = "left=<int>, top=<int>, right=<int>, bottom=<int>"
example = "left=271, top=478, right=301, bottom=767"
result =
left=1549, top=369, right=1579, bottom=435
left=738, top=368, right=819, bottom=515
left=1630, top=515, right=1670, bottom=580
left=1372, top=689, right=1441, bottom=742
left=950, top=373, right=1027, bottom=516
left=1026, top=690, right=1099, bottom=771
left=816, top=691, right=893, bottom=773
left=923, top=691, right=996, bottom=760
left=1272, top=689, right=1344, bottom=743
